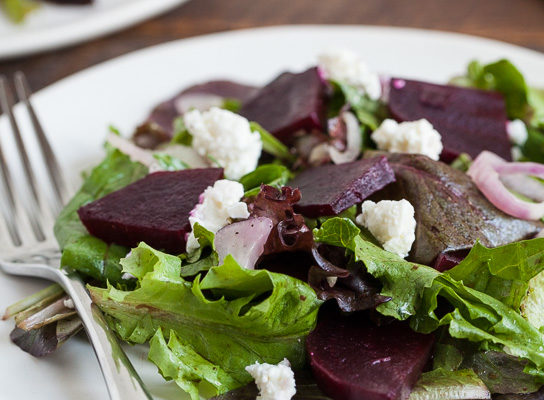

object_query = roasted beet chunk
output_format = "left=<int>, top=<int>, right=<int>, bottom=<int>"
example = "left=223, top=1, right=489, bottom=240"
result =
left=307, top=307, right=434, bottom=400
left=240, top=67, right=326, bottom=143
left=78, top=168, right=224, bottom=254
left=388, top=78, right=511, bottom=162
left=288, top=156, right=395, bottom=217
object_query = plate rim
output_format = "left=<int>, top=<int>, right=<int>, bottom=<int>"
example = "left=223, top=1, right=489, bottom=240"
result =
left=33, top=24, right=544, bottom=100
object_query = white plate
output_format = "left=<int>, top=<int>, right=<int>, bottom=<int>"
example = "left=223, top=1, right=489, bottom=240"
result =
left=1, top=25, right=543, bottom=400
left=0, top=0, right=189, bottom=60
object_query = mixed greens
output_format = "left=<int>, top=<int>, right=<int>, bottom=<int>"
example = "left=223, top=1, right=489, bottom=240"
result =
left=5, top=54, right=544, bottom=400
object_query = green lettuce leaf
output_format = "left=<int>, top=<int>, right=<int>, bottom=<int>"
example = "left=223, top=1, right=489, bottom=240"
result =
left=152, top=153, right=189, bottom=170
left=409, top=369, right=490, bottom=400
left=238, top=164, right=291, bottom=197
left=1, top=0, right=38, bottom=23
left=446, top=239, right=544, bottom=310
left=89, top=243, right=321, bottom=397
left=522, top=127, right=544, bottom=163
left=314, top=217, right=439, bottom=320
left=521, top=271, right=544, bottom=331
left=53, top=147, right=148, bottom=284
left=432, top=341, right=465, bottom=371
left=330, top=80, right=386, bottom=131
left=313, top=218, right=544, bottom=372
left=149, top=328, right=237, bottom=400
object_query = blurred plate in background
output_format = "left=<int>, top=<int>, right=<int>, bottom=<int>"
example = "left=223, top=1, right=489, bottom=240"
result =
left=0, top=0, right=189, bottom=60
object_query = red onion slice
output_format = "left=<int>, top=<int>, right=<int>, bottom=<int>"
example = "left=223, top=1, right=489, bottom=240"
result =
left=499, top=173, right=544, bottom=202
left=174, top=93, right=224, bottom=115
left=309, top=111, right=361, bottom=165
left=468, top=151, right=544, bottom=220
left=329, top=111, right=361, bottom=164
left=215, top=217, right=274, bottom=270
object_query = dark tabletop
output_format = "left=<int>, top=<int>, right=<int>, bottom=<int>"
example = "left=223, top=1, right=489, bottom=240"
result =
left=1, top=0, right=543, bottom=92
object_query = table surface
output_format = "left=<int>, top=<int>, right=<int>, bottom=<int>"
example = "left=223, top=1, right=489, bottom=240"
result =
left=1, top=0, right=543, bottom=92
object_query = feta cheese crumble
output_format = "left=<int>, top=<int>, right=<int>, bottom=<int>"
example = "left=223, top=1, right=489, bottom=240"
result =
left=356, top=199, right=416, bottom=258
left=318, top=49, right=382, bottom=100
left=246, top=358, right=296, bottom=400
left=63, top=299, right=75, bottom=309
left=183, top=107, right=262, bottom=180
left=371, top=119, right=443, bottom=161
left=186, top=179, right=249, bottom=253
left=507, top=119, right=528, bottom=146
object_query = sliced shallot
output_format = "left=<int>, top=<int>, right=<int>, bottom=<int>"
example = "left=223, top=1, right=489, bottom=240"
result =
left=107, top=132, right=158, bottom=168
left=309, top=111, right=362, bottom=165
left=215, top=217, right=274, bottom=269
left=467, top=151, right=544, bottom=220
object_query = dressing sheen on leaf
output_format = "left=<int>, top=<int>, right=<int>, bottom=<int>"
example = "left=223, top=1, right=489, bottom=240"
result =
left=313, top=218, right=544, bottom=374
left=89, top=243, right=321, bottom=399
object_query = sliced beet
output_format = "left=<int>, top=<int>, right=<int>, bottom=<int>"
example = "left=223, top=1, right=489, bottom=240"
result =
left=432, top=248, right=470, bottom=272
left=288, top=156, right=395, bottom=217
left=388, top=78, right=511, bottom=162
left=78, top=168, right=223, bottom=254
left=307, top=307, right=434, bottom=400
left=135, top=80, right=259, bottom=148
left=240, top=67, right=327, bottom=143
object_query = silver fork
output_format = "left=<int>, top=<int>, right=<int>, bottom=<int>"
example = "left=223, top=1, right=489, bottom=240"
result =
left=0, top=73, right=153, bottom=400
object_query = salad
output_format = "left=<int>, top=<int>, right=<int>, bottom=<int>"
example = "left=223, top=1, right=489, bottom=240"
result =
left=5, top=49, right=544, bottom=400
left=1, top=0, right=91, bottom=23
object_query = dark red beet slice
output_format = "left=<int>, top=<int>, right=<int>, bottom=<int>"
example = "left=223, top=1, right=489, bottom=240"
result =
left=432, top=248, right=470, bottom=272
left=78, top=168, right=223, bottom=254
left=388, top=78, right=511, bottom=162
left=240, top=67, right=327, bottom=143
left=307, top=307, right=434, bottom=400
left=288, top=156, right=395, bottom=217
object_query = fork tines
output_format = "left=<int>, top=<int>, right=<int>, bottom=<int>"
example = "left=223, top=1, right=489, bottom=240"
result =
left=0, top=73, right=69, bottom=249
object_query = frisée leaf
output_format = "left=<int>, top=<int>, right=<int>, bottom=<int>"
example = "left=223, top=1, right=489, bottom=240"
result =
left=149, top=328, right=238, bottom=400
left=89, top=243, right=321, bottom=398
left=446, top=239, right=544, bottom=310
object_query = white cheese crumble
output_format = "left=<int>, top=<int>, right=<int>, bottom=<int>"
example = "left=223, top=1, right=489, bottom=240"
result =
left=356, top=199, right=416, bottom=258
left=186, top=179, right=249, bottom=253
left=318, top=49, right=381, bottom=100
left=371, top=118, right=443, bottom=161
left=183, top=107, right=262, bottom=180
left=63, top=299, right=75, bottom=309
left=507, top=119, right=528, bottom=146
left=246, top=358, right=296, bottom=400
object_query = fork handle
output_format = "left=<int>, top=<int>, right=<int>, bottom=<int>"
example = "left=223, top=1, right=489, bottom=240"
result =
left=57, top=272, right=153, bottom=400
left=2, top=254, right=153, bottom=399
